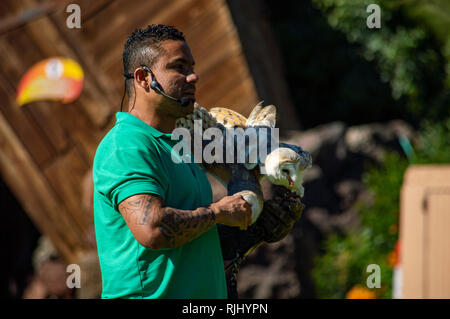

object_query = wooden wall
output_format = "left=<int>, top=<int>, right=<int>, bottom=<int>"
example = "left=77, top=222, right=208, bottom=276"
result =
left=0, top=0, right=296, bottom=263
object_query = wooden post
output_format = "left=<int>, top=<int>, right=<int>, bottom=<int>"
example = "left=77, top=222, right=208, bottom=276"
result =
left=400, top=165, right=450, bottom=298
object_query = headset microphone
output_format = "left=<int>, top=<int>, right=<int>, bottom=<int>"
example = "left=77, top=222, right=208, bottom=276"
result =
left=149, top=80, right=190, bottom=106
left=143, top=65, right=191, bottom=107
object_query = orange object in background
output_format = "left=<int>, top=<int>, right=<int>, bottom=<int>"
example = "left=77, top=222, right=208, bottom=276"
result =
left=16, top=57, right=84, bottom=106
left=345, top=285, right=377, bottom=299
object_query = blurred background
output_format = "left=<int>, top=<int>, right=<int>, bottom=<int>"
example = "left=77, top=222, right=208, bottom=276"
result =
left=0, top=0, right=449, bottom=299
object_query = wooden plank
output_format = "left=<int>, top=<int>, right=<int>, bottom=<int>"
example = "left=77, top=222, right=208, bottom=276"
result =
left=88, top=0, right=184, bottom=75
left=190, top=23, right=242, bottom=76
left=211, top=76, right=259, bottom=114
left=71, top=128, right=108, bottom=166
left=24, top=21, right=111, bottom=128
left=400, top=170, right=426, bottom=298
left=48, top=13, right=121, bottom=124
left=400, top=165, right=450, bottom=298
left=0, top=29, right=70, bottom=154
left=48, top=98, right=109, bottom=166
left=0, top=65, right=56, bottom=167
left=173, top=0, right=224, bottom=38
left=25, top=101, right=70, bottom=154
left=197, top=52, right=258, bottom=110
left=0, top=31, right=71, bottom=155
left=0, top=109, right=87, bottom=263
left=0, top=1, right=11, bottom=20
left=424, top=190, right=450, bottom=298
left=83, top=0, right=170, bottom=62
left=43, top=146, right=91, bottom=236
left=0, top=0, right=70, bottom=35
left=78, top=0, right=115, bottom=23
left=5, top=0, right=113, bottom=129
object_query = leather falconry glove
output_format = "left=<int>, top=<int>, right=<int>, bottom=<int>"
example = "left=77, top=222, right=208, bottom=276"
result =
left=218, top=184, right=305, bottom=299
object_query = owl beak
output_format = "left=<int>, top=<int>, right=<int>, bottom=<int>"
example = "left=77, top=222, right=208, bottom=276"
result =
left=288, top=175, right=294, bottom=187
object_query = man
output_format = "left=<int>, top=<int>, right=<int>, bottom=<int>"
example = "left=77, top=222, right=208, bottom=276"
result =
left=93, top=24, right=304, bottom=299
left=93, top=24, right=253, bottom=299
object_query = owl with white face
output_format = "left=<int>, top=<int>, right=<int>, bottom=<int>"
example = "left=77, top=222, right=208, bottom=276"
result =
left=263, top=145, right=312, bottom=197
left=175, top=102, right=312, bottom=223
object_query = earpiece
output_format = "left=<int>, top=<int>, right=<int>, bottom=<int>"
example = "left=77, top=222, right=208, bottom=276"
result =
left=150, top=80, right=161, bottom=91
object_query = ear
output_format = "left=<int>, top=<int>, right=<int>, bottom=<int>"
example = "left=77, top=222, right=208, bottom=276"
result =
left=134, top=68, right=149, bottom=90
left=247, top=103, right=277, bottom=128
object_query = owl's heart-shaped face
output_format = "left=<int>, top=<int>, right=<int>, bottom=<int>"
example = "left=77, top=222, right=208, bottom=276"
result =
left=262, top=147, right=310, bottom=197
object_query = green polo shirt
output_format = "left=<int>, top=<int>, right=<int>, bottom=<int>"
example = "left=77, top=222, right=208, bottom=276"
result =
left=93, top=112, right=227, bottom=299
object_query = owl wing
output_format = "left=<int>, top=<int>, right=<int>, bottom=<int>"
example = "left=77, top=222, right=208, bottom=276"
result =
left=209, top=107, right=248, bottom=129
left=246, top=102, right=277, bottom=128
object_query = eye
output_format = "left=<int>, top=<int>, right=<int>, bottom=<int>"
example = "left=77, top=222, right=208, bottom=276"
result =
left=282, top=169, right=289, bottom=175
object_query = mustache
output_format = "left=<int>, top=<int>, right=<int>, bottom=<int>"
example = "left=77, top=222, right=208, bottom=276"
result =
left=183, top=85, right=196, bottom=93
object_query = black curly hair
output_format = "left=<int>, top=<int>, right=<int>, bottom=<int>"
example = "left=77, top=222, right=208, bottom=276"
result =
left=122, top=24, right=185, bottom=98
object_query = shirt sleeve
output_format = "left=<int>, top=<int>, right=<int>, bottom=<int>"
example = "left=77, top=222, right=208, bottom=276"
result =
left=93, top=136, right=169, bottom=211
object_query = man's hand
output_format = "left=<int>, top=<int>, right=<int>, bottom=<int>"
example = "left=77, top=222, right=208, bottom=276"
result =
left=210, top=194, right=253, bottom=230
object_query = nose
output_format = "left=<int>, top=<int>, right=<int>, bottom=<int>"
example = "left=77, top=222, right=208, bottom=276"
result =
left=186, top=72, right=199, bottom=84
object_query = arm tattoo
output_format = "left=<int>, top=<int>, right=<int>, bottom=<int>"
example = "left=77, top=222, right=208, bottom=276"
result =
left=119, top=195, right=216, bottom=249
left=119, top=195, right=157, bottom=225
left=158, top=206, right=216, bottom=248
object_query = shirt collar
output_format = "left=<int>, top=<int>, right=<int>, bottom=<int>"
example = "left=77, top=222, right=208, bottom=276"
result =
left=115, top=112, right=172, bottom=139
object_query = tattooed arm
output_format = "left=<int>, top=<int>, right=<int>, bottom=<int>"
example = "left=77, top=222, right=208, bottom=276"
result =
left=118, top=193, right=252, bottom=250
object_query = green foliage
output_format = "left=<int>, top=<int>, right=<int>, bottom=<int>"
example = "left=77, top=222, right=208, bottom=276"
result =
left=312, top=153, right=407, bottom=299
left=312, top=118, right=450, bottom=298
left=265, top=1, right=402, bottom=128
left=413, top=117, right=450, bottom=164
left=265, top=0, right=449, bottom=128
left=312, top=0, right=450, bottom=124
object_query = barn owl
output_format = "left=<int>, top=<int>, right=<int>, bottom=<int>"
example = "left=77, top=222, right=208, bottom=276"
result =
left=209, top=102, right=312, bottom=196
left=175, top=102, right=312, bottom=223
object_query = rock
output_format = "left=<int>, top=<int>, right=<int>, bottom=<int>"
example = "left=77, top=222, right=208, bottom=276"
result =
left=344, top=120, right=416, bottom=162
left=284, top=122, right=348, bottom=180
left=283, top=121, right=347, bottom=158
left=238, top=234, right=301, bottom=298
